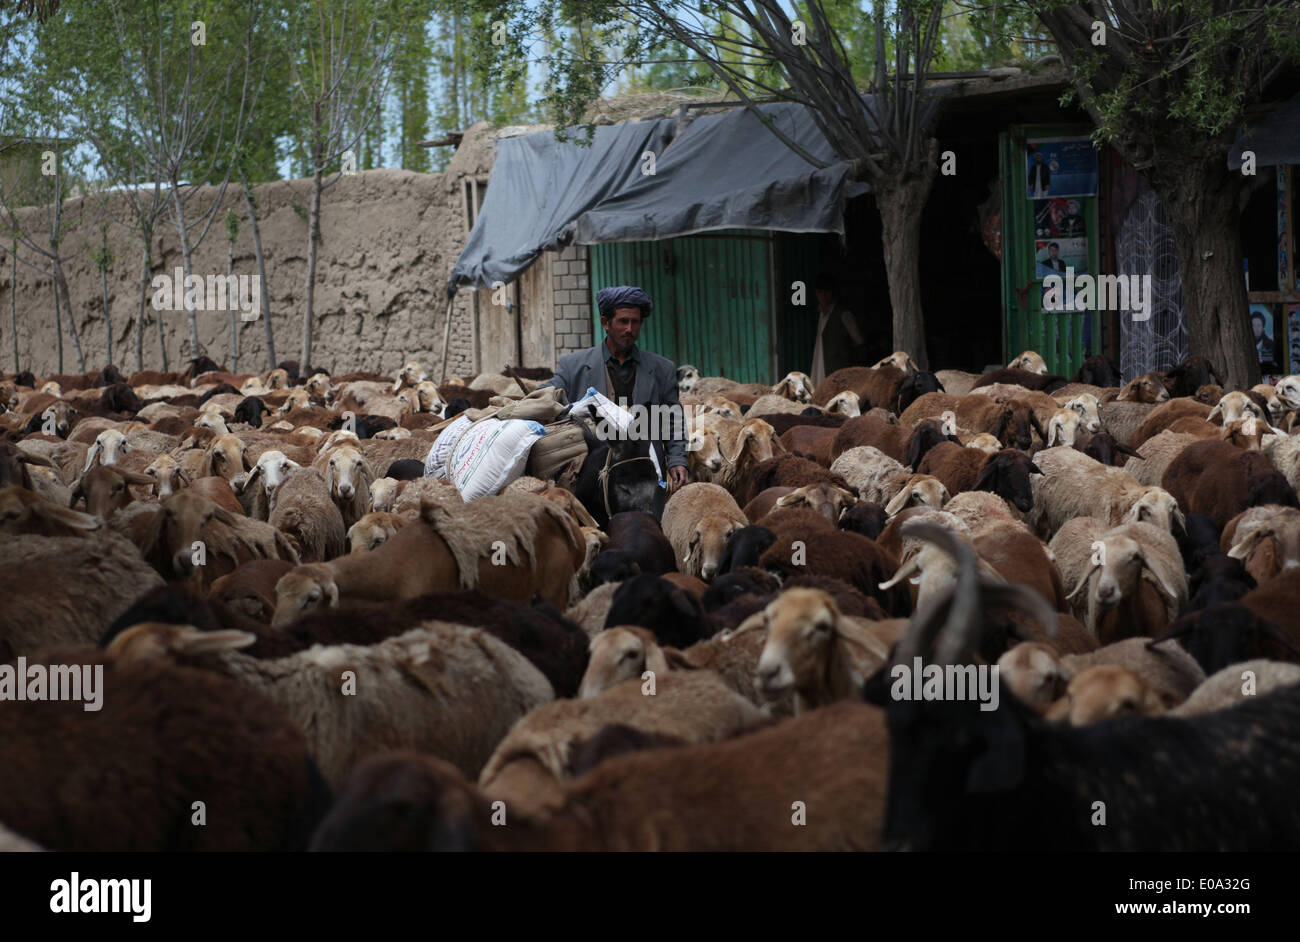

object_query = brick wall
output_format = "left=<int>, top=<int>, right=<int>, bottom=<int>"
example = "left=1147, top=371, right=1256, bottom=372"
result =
left=552, top=244, right=593, bottom=363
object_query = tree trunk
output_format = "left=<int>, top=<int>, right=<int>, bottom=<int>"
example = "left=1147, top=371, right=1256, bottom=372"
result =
left=101, top=250, right=112, bottom=368
left=9, top=244, right=18, bottom=371
left=302, top=160, right=323, bottom=368
left=52, top=272, right=63, bottom=374
left=171, top=186, right=201, bottom=361
left=874, top=151, right=937, bottom=371
left=56, top=264, right=86, bottom=373
left=136, top=240, right=151, bottom=373
left=1147, top=150, right=1258, bottom=389
left=242, top=182, right=275, bottom=369
left=228, top=237, right=239, bottom=372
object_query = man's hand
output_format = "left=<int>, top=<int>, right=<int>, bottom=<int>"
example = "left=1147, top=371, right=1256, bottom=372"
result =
left=667, top=464, right=689, bottom=491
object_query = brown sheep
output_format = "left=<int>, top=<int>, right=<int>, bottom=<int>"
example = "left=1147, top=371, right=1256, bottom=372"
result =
left=733, top=455, right=851, bottom=508
left=134, top=490, right=299, bottom=589
left=0, top=485, right=101, bottom=538
left=70, top=464, right=154, bottom=520
left=780, top=424, right=838, bottom=466
left=759, top=527, right=908, bottom=616
left=272, top=496, right=585, bottom=625
left=209, top=559, right=299, bottom=622
left=917, top=445, right=1042, bottom=514
left=189, top=475, right=246, bottom=515
left=1162, top=440, right=1300, bottom=530
left=812, top=364, right=904, bottom=410
left=1117, top=372, right=1171, bottom=404
left=308, top=702, right=889, bottom=851
left=1130, top=398, right=1212, bottom=449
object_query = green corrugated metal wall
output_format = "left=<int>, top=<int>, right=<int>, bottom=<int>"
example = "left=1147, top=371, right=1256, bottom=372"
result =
left=999, top=128, right=1101, bottom=378
left=589, top=230, right=775, bottom=383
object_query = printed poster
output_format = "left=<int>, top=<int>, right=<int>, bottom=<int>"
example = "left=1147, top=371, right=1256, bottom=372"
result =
left=1026, top=137, right=1099, bottom=200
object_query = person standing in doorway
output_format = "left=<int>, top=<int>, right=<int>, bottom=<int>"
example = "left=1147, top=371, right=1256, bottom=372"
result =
left=810, top=273, right=867, bottom=387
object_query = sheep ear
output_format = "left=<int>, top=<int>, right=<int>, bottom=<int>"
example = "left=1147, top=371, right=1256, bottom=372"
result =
left=1047, top=420, right=1062, bottom=447
left=992, top=412, right=1008, bottom=442
left=1227, top=528, right=1268, bottom=560
left=1029, top=411, right=1048, bottom=443
left=212, top=506, right=239, bottom=526
left=1064, top=565, right=1096, bottom=601
left=1116, top=443, right=1143, bottom=459
left=644, top=644, right=671, bottom=676
left=326, top=580, right=340, bottom=607
left=720, top=610, right=766, bottom=642
left=878, top=553, right=921, bottom=590
left=1207, top=403, right=1222, bottom=423
left=69, top=476, right=85, bottom=506
left=172, top=628, right=258, bottom=656
left=83, top=441, right=102, bottom=473
left=973, top=459, right=999, bottom=492
left=120, top=469, right=155, bottom=486
left=1142, top=554, right=1183, bottom=603
left=241, top=464, right=262, bottom=494
left=242, top=448, right=253, bottom=472
left=884, top=484, right=913, bottom=516
left=36, top=500, right=101, bottom=530
left=662, top=647, right=697, bottom=670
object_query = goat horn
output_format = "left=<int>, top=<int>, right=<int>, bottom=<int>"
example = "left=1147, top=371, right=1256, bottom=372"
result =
left=895, top=521, right=981, bottom=666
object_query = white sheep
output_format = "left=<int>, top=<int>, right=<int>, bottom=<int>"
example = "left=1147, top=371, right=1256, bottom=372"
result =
left=831, top=445, right=949, bottom=512
left=1170, top=660, right=1300, bottom=717
left=1030, top=445, right=1184, bottom=541
left=82, top=429, right=131, bottom=472
left=661, top=482, right=747, bottom=580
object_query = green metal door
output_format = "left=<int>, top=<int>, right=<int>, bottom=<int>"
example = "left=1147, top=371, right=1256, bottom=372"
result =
left=589, top=230, right=775, bottom=383
left=999, top=128, right=1102, bottom=378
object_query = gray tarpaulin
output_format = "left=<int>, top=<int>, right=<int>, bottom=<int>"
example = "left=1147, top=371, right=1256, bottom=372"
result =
left=1229, top=90, right=1300, bottom=170
left=448, top=94, right=946, bottom=296
left=446, top=118, right=674, bottom=295
left=573, top=102, right=871, bottom=244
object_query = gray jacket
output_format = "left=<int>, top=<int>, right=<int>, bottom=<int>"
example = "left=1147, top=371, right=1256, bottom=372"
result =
left=542, top=342, right=687, bottom=469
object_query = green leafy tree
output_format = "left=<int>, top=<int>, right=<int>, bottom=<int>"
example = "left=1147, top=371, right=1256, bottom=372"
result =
left=1028, top=0, right=1300, bottom=388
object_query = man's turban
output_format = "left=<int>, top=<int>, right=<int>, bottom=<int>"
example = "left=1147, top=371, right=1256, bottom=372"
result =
left=596, top=285, right=653, bottom=319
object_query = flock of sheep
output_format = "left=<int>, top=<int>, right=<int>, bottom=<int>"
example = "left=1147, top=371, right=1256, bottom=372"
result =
left=2, top=345, right=1300, bottom=851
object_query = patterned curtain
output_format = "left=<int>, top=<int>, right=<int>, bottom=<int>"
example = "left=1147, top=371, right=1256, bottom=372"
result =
left=1116, top=175, right=1186, bottom=382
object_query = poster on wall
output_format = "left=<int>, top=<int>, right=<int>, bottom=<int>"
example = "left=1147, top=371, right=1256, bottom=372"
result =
left=1250, top=303, right=1280, bottom=371
left=1033, top=197, right=1088, bottom=239
left=1036, top=238, right=1089, bottom=280
left=1026, top=137, right=1099, bottom=200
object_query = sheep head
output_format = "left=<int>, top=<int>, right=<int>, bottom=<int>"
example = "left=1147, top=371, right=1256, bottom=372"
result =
left=884, top=475, right=950, bottom=516
left=1117, top=373, right=1170, bottom=404
left=272, top=564, right=340, bottom=627
left=686, top=513, right=743, bottom=581
left=774, top=481, right=857, bottom=524
left=996, top=642, right=1067, bottom=713
left=414, top=381, right=445, bottom=416
left=1208, top=390, right=1263, bottom=426
left=392, top=360, right=427, bottom=392
left=140, top=490, right=241, bottom=578
left=245, top=450, right=300, bottom=496
left=1007, top=350, right=1048, bottom=374
left=347, top=512, right=405, bottom=554
left=973, top=450, right=1041, bottom=515
left=1049, top=666, right=1172, bottom=726
left=195, top=411, right=231, bottom=435
left=262, top=368, right=290, bottom=391
left=144, top=454, right=191, bottom=499
left=280, top=388, right=312, bottom=414
left=1064, top=531, right=1184, bottom=634
left=826, top=390, right=861, bottom=417
left=105, top=622, right=256, bottom=667
left=204, top=434, right=250, bottom=481
left=873, top=351, right=917, bottom=374
left=369, top=477, right=400, bottom=513
left=1124, top=487, right=1184, bottom=537
left=82, top=429, right=131, bottom=472
left=1274, top=375, right=1300, bottom=411
left=773, top=371, right=814, bottom=403
left=1064, top=393, right=1102, bottom=433
left=1227, top=509, right=1300, bottom=582
left=71, top=464, right=153, bottom=520
left=1047, top=410, right=1083, bottom=447
left=578, top=626, right=673, bottom=699
left=324, top=445, right=374, bottom=506
left=304, top=373, right=332, bottom=402
left=724, top=417, right=782, bottom=468
left=0, top=485, right=101, bottom=537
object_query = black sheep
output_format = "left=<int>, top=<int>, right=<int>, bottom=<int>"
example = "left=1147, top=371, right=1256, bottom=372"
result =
left=233, top=396, right=269, bottom=428
left=604, top=574, right=714, bottom=648
left=718, top=524, right=776, bottom=575
left=384, top=459, right=425, bottom=480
